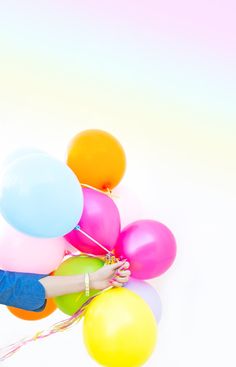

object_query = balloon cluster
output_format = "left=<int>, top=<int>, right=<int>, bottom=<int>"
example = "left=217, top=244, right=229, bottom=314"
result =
left=0, top=129, right=176, bottom=367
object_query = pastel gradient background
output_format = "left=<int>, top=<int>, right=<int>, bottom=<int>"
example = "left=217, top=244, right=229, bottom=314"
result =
left=0, top=1, right=235, bottom=367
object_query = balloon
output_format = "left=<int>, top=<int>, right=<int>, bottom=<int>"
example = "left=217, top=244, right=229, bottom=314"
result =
left=125, top=277, right=162, bottom=323
left=115, top=220, right=176, bottom=279
left=0, top=154, right=84, bottom=238
left=0, top=217, right=66, bottom=274
left=83, top=288, right=157, bottom=367
left=67, top=129, right=126, bottom=190
left=55, top=256, right=104, bottom=315
left=7, top=298, right=56, bottom=321
left=64, top=242, right=80, bottom=256
left=2, top=147, right=47, bottom=169
left=65, top=187, right=121, bottom=255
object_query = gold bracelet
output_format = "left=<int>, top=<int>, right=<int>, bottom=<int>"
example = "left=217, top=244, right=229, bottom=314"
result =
left=84, top=273, right=90, bottom=297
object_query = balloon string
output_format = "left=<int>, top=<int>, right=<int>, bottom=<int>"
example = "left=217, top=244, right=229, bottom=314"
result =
left=75, top=225, right=111, bottom=254
left=80, top=183, right=119, bottom=199
left=0, top=295, right=96, bottom=362
left=66, top=250, right=102, bottom=260
left=0, top=287, right=113, bottom=362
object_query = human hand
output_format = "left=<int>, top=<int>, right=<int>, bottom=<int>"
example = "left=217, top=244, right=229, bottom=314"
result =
left=90, top=260, right=130, bottom=290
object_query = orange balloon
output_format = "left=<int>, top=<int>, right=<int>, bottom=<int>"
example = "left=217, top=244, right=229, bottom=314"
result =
left=8, top=298, right=57, bottom=321
left=67, top=129, right=126, bottom=190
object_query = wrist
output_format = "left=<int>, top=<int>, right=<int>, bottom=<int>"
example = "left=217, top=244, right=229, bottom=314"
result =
left=89, top=272, right=98, bottom=290
left=75, top=275, right=85, bottom=292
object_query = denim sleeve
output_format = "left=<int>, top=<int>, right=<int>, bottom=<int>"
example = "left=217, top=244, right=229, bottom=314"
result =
left=0, top=270, right=48, bottom=312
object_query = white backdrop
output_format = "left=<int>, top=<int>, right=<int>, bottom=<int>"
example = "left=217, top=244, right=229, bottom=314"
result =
left=0, top=1, right=235, bottom=365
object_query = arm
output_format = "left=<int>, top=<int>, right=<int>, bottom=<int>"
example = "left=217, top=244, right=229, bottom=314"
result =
left=39, top=274, right=87, bottom=298
left=0, top=262, right=130, bottom=312
left=39, top=261, right=130, bottom=298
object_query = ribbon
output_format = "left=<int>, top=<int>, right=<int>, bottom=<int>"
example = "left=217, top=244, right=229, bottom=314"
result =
left=80, top=183, right=119, bottom=199
left=0, top=292, right=106, bottom=362
left=74, top=225, right=112, bottom=255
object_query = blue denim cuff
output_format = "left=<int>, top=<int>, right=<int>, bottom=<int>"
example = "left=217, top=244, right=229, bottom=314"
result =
left=0, top=270, right=48, bottom=312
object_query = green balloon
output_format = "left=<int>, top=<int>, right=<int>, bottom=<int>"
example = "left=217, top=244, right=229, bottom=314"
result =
left=55, top=255, right=104, bottom=315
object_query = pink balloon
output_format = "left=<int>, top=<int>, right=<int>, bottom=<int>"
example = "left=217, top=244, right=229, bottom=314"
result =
left=0, top=218, right=66, bottom=274
left=64, top=242, right=80, bottom=256
left=115, top=220, right=177, bottom=279
left=65, top=188, right=121, bottom=255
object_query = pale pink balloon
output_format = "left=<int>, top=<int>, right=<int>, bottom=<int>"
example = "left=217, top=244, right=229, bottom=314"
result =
left=64, top=242, right=80, bottom=256
left=0, top=217, right=66, bottom=274
left=65, top=188, right=121, bottom=255
left=115, top=220, right=177, bottom=279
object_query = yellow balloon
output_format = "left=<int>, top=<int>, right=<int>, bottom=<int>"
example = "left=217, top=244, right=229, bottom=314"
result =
left=83, top=288, right=157, bottom=367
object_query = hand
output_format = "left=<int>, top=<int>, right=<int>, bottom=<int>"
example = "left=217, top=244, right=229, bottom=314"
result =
left=90, top=260, right=131, bottom=290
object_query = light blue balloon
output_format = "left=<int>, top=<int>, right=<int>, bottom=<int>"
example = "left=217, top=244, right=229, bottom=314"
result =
left=3, top=147, right=47, bottom=168
left=125, top=277, right=162, bottom=323
left=0, top=155, right=84, bottom=238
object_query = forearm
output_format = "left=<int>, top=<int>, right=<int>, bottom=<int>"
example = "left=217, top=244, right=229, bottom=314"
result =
left=39, top=275, right=86, bottom=298
left=38, top=260, right=129, bottom=299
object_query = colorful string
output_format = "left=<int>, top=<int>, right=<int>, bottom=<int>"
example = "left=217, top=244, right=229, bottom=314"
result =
left=0, top=295, right=100, bottom=362
left=74, top=225, right=112, bottom=254
left=81, top=183, right=111, bottom=197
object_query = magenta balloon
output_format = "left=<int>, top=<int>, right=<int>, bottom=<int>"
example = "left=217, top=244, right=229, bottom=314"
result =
left=115, top=220, right=176, bottom=279
left=65, top=188, right=121, bottom=255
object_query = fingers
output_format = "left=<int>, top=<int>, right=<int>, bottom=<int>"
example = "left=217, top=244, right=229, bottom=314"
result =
left=110, top=260, right=129, bottom=271
left=108, top=261, right=131, bottom=289
left=114, top=276, right=129, bottom=283
left=117, top=270, right=131, bottom=277
left=120, top=261, right=130, bottom=270
left=111, top=269, right=131, bottom=288
left=110, top=280, right=123, bottom=287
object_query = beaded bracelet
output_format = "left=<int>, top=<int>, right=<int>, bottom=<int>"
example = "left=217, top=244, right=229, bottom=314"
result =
left=84, top=273, right=90, bottom=297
